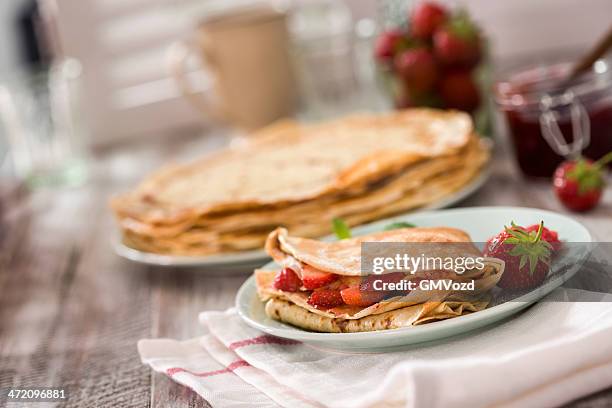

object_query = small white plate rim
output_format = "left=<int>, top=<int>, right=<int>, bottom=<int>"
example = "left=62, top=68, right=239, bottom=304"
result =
left=112, top=235, right=267, bottom=267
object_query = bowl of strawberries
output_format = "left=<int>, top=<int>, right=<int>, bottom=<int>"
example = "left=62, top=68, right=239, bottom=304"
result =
left=374, top=1, right=490, bottom=131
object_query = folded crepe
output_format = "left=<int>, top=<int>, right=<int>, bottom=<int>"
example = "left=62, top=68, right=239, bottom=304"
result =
left=112, top=109, right=490, bottom=255
left=256, top=227, right=505, bottom=333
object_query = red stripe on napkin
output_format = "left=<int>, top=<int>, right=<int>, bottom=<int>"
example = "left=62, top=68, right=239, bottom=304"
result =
left=167, top=360, right=250, bottom=378
left=229, top=335, right=300, bottom=351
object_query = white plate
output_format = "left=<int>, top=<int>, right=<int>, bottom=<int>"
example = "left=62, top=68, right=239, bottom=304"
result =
left=113, top=166, right=490, bottom=269
left=236, top=206, right=592, bottom=351
left=112, top=236, right=268, bottom=271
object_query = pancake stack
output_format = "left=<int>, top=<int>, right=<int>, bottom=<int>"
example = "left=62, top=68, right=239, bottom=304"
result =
left=111, top=109, right=489, bottom=255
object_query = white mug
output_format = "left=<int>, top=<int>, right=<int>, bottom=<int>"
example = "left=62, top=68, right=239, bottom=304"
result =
left=168, top=4, right=298, bottom=130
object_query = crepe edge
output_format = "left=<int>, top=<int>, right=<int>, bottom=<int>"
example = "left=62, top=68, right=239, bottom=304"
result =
left=264, top=297, right=489, bottom=333
left=265, top=226, right=481, bottom=277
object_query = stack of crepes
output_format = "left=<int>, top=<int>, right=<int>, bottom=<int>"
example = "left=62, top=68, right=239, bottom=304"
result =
left=256, top=227, right=505, bottom=332
left=111, top=109, right=489, bottom=256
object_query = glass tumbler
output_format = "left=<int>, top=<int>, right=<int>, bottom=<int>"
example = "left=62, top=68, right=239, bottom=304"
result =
left=0, top=59, right=88, bottom=188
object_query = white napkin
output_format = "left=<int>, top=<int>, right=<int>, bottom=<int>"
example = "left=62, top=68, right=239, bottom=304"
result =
left=139, top=288, right=612, bottom=408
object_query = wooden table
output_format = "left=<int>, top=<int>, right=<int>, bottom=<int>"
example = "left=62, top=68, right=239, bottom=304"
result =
left=0, top=128, right=611, bottom=408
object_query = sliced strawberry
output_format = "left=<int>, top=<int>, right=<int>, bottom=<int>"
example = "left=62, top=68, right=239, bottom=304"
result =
left=302, top=265, right=338, bottom=290
left=273, top=267, right=302, bottom=292
left=307, top=289, right=344, bottom=308
left=340, top=286, right=385, bottom=307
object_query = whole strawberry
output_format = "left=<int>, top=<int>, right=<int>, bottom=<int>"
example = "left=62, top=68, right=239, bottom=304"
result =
left=438, top=70, right=480, bottom=112
left=394, top=47, right=438, bottom=93
left=484, top=222, right=552, bottom=290
left=553, top=153, right=612, bottom=212
left=433, top=12, right=481, bottom=68
left=410, top=1, right=448, bottom=40
left=374, top=29, right=406, bottom=65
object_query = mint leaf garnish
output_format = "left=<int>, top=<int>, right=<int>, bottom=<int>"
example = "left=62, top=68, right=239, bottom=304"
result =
left=332, top=218, right=352, bottom=239
left=383, top=222, right=416, bottom=231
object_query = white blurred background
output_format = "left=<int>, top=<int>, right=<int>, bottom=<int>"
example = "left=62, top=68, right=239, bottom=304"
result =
left=0, top=0, right=610, bottom=146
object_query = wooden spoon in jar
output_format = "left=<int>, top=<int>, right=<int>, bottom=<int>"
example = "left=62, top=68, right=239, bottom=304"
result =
left=565, top=24, right=612, bottom=82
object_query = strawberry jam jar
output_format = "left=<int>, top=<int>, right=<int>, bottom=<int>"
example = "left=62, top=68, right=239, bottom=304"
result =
left=494, top=60, right=612, bottom=177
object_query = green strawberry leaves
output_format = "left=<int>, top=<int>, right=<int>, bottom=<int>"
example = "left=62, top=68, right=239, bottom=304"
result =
left=567, top=152, right=612, bottom=195
left=447, top=9, right=479, bottom=40
left=594, top=151, right=612, bottom=169
left=503, top=221, right=552, bottom=276
left=567, top=158, right=604, bottom=194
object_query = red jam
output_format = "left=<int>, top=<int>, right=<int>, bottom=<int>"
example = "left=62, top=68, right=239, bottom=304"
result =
left=495, top=62, right=612, bottom=178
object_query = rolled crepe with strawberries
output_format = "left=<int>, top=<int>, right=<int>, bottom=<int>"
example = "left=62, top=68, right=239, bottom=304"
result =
left=255, top=227, right=505, bottom=333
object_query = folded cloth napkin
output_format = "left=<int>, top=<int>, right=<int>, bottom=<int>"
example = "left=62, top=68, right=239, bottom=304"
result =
left=139, top=288, right=612, bottom=408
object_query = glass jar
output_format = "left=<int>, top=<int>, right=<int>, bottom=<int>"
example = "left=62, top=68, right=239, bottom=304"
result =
left=495, top=59, right=612, bottom=178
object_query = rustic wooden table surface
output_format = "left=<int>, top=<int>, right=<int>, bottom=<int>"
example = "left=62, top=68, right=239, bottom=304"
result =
left=0, top=127, right=611, bottom=408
